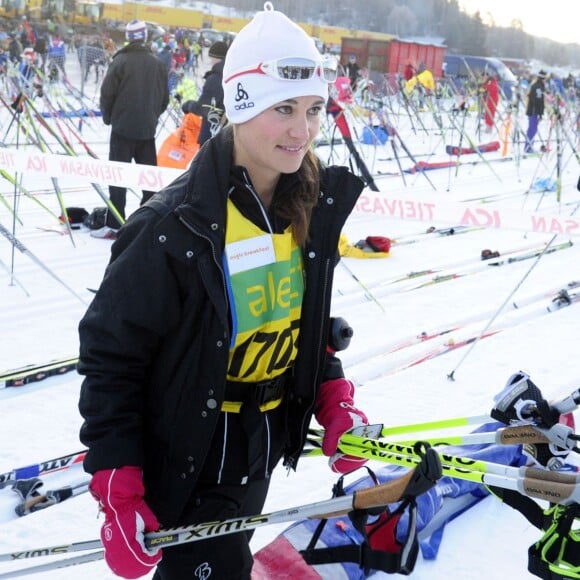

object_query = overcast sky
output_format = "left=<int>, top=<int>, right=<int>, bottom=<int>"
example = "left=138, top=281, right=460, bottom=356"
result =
left=459, top=0, right=577, bottom=44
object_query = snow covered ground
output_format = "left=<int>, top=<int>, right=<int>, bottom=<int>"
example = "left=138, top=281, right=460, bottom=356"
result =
left=0, top=54, right=579, bottom=579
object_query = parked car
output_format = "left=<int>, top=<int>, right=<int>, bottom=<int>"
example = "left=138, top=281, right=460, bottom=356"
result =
left=199, top=28, right=224, bottom=47
left=443, top=54, right=517, bottom=100
left=145, top=22, right=166, bottom=40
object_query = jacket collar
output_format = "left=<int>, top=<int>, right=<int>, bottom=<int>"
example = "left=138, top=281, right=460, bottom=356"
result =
left=114, top=42, right=152, bottom=58
left=173, top=127, right=365, bottom=250
left=174, top=127, right=234, bottom=251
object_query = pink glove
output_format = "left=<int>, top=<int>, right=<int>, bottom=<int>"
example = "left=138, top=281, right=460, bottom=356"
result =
left=314, top=378, right=369, bottom=474
left=90, top=467, right=162, bottom=579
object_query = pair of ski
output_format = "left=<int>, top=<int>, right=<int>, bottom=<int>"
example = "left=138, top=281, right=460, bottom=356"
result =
left=350, top=286, right=580, bottom=382
left=400, top=240, right=573, bottom=293
left=333, top=239, right=573, bottom=312
left=0, top=357, right=78, bottom=390
left=382, top=280, right=580, bottom=376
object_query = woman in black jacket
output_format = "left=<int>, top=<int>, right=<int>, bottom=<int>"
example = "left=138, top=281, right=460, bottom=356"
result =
left=78, top=4, right=369, bottom=579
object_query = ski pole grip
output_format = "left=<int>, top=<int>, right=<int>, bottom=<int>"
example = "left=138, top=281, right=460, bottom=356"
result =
left=524, top=467, right=580, bottom=485
left=352, top=446, right=441, bottom=511
left=521, top=476, right=578, bottom=504
left=496, top=425, right=550, bottom=445
left=521, top=467, right=580, bottom=504
left=352, top=469, right=415, bottom=511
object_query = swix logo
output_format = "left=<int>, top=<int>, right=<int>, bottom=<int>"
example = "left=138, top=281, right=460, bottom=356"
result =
left=234, top=82, right=255, bottom=112
left=194, top=562, right=212, bottom=579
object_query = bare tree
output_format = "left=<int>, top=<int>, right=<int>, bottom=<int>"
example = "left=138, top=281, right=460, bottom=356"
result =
left=387, top=4, right=417, bottom=37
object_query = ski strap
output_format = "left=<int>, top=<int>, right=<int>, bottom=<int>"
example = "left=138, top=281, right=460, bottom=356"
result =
left=489, top=486, right=580, bottom=580
left=300, top=444, right=441, bottom=576
left=528, top=503, right=580, bottom=580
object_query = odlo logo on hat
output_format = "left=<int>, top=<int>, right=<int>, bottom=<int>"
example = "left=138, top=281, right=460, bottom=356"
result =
left=233, top=82, right=255, bottom=112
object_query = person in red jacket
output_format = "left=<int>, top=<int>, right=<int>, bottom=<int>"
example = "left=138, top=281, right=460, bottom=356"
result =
left=403, top=60, right=415, bottom=81
left=481, top=72, right=500, bottom=133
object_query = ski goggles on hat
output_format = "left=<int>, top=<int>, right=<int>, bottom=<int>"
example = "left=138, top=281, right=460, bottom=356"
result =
left=225, top=56, right=338, bottom=84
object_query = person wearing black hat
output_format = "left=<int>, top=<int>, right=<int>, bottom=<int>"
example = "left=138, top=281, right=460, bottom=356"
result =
left=181, top=40, right=229, bottom=145
left=525, top=70, right=547, bottom=153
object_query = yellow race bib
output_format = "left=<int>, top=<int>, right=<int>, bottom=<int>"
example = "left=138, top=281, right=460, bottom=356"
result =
left=224, top=200, right=303, bottom=382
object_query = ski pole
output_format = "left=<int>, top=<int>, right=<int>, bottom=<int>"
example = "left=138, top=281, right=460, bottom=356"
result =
left=0, top=222, right=88, bottom=306
left=0, top=551, right=105, bottom=579
left=308, top=381, right=580, bottom=450
left=311, top=374, right=580, bottom=447
left=0, top=256, right=29, bottom=297
left=330, top=436, right=580, bottom=505
left=339, top=260, right=385, bottom=312
left=309, top=413, right=492, bottom=441
left=305, top=423, right=578, bottom=456
left=26, top=96, right=126, bottom=227
left=447, top=233, right=566, bottom=381
left=0, top=168, right=61, bottom=221
left=0, top=448, right=441, bottom=563
left=378, top=423, right=578, bottom=451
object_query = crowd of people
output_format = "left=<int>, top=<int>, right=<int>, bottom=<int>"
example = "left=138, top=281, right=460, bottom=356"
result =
left=1, top=12, right=578, bottom=224
left=344, top=55, right=579, bottom=155
left=0, top=16, right=223, bottom=93
left=0, top=16, right=116, bottom=90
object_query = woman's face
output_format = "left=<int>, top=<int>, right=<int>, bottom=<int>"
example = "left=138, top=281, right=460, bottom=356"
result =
left=233, top=95, right=325, bottom=185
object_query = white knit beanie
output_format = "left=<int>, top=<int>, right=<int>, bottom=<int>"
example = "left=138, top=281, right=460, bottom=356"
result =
left=126, top=20, right=147, bottom=43
left=222, top=2, right=328, bottom=124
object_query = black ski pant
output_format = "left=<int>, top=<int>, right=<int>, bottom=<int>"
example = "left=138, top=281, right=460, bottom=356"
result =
left=151, top=479, right=271, bottom=580
left=151, top=396, right=287, bottom=579
left=106, top=131, right=157, bottom=228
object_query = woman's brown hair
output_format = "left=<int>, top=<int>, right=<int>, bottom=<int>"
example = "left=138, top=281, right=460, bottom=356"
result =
left=273, top=149, right=320, bottom=246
